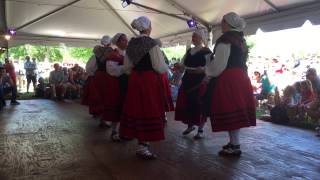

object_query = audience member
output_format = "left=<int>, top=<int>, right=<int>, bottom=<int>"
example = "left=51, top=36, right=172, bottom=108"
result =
left=0, top=65, right=20, bottom=109
left=49, top=63, right=65, bottom=100
left=24, top=56, right=37, bottom=93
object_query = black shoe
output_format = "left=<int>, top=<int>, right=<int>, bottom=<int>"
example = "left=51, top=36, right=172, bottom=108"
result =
left=194, top=130, right=204, bottom=140
left=316, top=127, right=320, bottom=137
left=182, top=126, right=195, bottom=135
left=222, top=142, right=233, bottom=150
left=219, top=144, right=241, bottom=157
left=10, top=101, right=20, bottom=105
left=136, top=146, right=157, bottom=160
left=2, top=100, right=6, bottom=106
left=119, top=135, right=133, bottom=141
left=110, top=131, right=122, bottom=142
left=99, top=121, right=111, bottom=128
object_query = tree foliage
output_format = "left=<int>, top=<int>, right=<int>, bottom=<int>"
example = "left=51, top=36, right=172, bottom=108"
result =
left=69, top=47, right=93, bottom=63
left=162, top=45, right=186, bottom=62
left=8, top=46, right=28, bottom=60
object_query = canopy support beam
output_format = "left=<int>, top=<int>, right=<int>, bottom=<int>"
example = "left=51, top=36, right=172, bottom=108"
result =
left=100, top=0, right=138, bottom=36
left=263, top=0, right=279, bottom=12
left=164, top=0, right=211, bottom=29
left=15, top=0, right=82, bottom=31
left=129, top=1, right=190, bottom=22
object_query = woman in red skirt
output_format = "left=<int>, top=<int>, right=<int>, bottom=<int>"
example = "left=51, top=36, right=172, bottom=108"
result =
left=205, top=12, right=256, bottom=156
left=86, top=36, right=114, bottom=127
left=175, top=29, right=212, bottom=139
left=82, top=45, right=100, bottom=107
left=119, top=16, right=168, bottom=160
left=103, top=33, right=128, bottom=141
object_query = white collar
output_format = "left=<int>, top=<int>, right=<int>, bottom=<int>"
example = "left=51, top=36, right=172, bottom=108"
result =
left=117, top=48, right=126, bottom=56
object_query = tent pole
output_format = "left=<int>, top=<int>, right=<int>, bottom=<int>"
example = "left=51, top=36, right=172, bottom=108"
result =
left=164, top=0, right=211, bottom=29
left=100, top=0, right=138, bottom=36
left=263, top=0, right=279, bottom=12
left=15, top=0, right=82, bottom=31
left=129, top=2, right=190, bottom=22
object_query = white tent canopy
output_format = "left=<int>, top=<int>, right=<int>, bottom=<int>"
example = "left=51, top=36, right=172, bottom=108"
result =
left=4, top=0, right=320, bottom=47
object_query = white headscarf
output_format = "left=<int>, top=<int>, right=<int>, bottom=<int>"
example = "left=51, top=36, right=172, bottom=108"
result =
left=194, top=28, right=207, bottom=42
left=223, top=12, right=246, bottom=31
left=111, top=33, right=125, bottom=45
left=100, top=35, right=111, bottom=46
left=131, top=16, right=151, bottom=32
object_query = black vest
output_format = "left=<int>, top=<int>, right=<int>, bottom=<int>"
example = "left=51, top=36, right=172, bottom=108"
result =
left=133, top=53, right=153, bottom=71
left=96, top=56, right=106, bottom=71
left=214, top=31, right=248, bottom=71
left=182, top=47, right=212, bottom=90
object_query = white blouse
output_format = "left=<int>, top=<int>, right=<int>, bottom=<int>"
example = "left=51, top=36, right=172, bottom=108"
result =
left=205, top=43, right=231, bottom=78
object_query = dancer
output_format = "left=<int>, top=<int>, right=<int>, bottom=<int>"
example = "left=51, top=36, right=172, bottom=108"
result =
left=87, top=36, right=113, bottom=127
left=205, top=12, right=256, bottom=156
left=119, top=16, right=168, bottom=160
left=104, top=33, right=128, bottom=141
left=175, top=28, right=212, bottom=139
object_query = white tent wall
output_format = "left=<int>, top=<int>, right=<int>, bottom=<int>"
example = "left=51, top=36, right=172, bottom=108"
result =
left=4, top=0, right=320, bottom=48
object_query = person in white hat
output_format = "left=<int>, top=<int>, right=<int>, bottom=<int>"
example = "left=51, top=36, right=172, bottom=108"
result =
left=174, top=28, right=212, bottom=139
left=100, top=35, right=111, bottom=47
left=83, top=36, right=113, bottom=127
left=204, top=12, right=256, bottom=156
left=102, top=32, right=128, bottom=142
left=119, top=16, right=168, bottom=160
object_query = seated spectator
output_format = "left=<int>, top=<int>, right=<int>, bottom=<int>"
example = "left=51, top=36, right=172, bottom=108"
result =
left=252, top=71, right=262, bottom=95
left=62, top=68, right=80, bottom=99
left=49, top=63, right=65, bottom=100
left=300, top=80, right=314, bottom=105
left=305, top=91, right=320, bottom=136
left=171, top=63, right=183, bottom=86
left=0, top=65, right=20, bottom=110
left=270, top=85, right=297, bottom=123
left=35, top=77, right=48, bottom=98
left=293, top=81, right=302, bottom=105
left=306, top=68, right=320, bottom=96
left=170, top=63, right=184, bottom=101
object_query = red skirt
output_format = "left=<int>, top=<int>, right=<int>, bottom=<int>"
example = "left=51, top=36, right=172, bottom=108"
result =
left=175, top=81, right=207, bottom=126
left=87, top=71, right=108, bottom=116
left=102, top=74, right=123, bottom=122
left=119, top=70, right=165, bottom=142
left=161, top=73, right=174, bottom=112
left=210, top=68, right=256, bottom=132
left=81, top=76, right=93, bottom=106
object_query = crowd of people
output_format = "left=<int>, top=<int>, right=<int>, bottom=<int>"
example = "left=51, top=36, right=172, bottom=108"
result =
left=82, top=12, right=256, bottom=160
left=0, top=54, right=86, bottom=108
left=252, top=66, right=320, bottom=136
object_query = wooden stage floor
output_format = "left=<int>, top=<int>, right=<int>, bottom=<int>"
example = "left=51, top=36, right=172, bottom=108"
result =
left=0, top=100, right=319, bottom=180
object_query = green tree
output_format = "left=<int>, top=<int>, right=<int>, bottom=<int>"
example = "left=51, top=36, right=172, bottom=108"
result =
left=162, top=45, right=186, bottom=62
left=246, top=36, right=256, bottom=52
left=69, top=47, right=93, bottom=63
left=47, top=46, right=63, bottom=62
left=8, top=46, right=28, bottom=60
left=28, top=45, right=63, bottom=62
